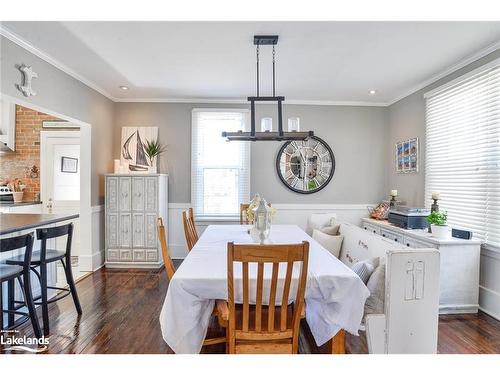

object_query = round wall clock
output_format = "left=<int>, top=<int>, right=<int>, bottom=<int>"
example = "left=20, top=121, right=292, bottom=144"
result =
left=276, top=136, right=335, bottom=194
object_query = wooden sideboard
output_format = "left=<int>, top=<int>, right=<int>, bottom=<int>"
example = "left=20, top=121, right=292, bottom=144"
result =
left=105, top=174, right=167, bottom=269
left=361, top=218, right=482, bottom=314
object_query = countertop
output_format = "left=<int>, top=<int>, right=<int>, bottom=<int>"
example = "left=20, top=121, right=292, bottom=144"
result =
left=362, top=217, right=483, bottom=245
left=0, top=201, right=42, bottom=207
left=0, top=213, right=79, bottom=236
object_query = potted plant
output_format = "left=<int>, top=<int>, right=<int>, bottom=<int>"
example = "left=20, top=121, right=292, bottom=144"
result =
left=7, top=178, right=26, bottom=203
left=144, top=139, right=166, bottom=173
left=427, top=211, right=449, bottom=239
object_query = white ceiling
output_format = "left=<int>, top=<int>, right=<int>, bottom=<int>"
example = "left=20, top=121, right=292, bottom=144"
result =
left=2, top=21, right=500, bottom=104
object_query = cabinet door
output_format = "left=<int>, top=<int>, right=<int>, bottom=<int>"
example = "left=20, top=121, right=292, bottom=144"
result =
left=106, top=177, right=119, bottom=212
left=119, top=213, right=132, bottom=248
left=132, top=213, right=145, bottom=248
left=145, top=177, right=158, bottom=212
left=132, top=177, right=145, bottom=211
left=145, top=213, right=157, bottom=248
left=106, top=213, right=119, bottom=248
left=119, top=177, right=131, bottom=212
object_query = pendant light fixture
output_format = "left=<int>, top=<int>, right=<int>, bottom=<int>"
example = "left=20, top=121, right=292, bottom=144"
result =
left=222, top=35, right=314, bottom=141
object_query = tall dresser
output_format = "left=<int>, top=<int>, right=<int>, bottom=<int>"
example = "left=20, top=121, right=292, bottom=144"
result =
left=105, top=174, right=168, bottom=268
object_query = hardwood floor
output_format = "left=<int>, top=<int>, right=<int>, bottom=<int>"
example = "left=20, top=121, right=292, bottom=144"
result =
left=2, top=266, right=500, bottom=354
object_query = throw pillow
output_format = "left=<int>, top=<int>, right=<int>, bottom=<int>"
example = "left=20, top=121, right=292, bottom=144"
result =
left=351, top=257, right=379, bottom=284
left=312, top=229, right=344, bottom=258
left=365, top=259, right=386, bottom=315
left=320, top=224, right=340, bottom=236
left=306, top=213, right=337, bottom=235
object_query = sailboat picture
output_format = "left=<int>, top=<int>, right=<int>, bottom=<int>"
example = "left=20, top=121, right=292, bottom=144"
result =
left=120, top=127, right=159, bottom=173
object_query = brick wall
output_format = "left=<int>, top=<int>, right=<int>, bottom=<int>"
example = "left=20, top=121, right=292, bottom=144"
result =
left=0, top=105, right=73, bottom=201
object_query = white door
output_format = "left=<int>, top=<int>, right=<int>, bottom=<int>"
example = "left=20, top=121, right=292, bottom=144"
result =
left=40, top=131, right=81, bottom=275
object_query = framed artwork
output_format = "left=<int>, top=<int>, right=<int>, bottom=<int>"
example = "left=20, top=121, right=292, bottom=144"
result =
left=396, top=137, right=418, bottom=173
left=61, top=156, right=78, bottom=173
left=120, top=127, right=158, bottom=173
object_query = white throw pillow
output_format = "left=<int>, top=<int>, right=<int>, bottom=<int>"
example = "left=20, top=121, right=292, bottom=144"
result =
left=351, top=257, right=379, bottom=284
left=312, top=229, right=343, bottom=258
left=306, top=213, right=337, bottom=236
left=365, top=259, right=386, bottom=315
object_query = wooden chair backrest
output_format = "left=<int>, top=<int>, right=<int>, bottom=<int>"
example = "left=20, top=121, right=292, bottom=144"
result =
left=226, top=241, right=309, bottom=354
left=182, top=207, right=198, bottom=251
left=157, top=217, right=176, bottom=281
left=239, top=202, right=272, bottom=225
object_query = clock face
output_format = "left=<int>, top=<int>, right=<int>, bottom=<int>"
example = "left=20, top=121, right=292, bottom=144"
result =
left=276, top=136, right=335, bottom=194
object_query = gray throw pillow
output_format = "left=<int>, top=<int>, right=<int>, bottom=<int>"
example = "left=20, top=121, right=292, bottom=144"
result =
left=364, top=259, right=386, bottom=315
left=320, top=224, right=340, bottom=236
left=351, top=257, right=378, bottom=284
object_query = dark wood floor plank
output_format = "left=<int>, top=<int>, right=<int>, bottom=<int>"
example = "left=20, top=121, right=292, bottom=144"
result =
left=2, top=267, right=499, bottom=354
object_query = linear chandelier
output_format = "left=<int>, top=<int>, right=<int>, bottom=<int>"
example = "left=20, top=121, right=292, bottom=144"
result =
left=222, top=35, right=314, bottom=141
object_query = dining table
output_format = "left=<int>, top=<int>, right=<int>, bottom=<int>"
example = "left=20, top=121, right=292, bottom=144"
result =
left=159, top=224, right=370, bottom=354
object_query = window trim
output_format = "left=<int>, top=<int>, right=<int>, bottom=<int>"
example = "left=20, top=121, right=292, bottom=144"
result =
left=191, top=108, right=251, bottom=219
left=424, top=57, right=500, bottom=99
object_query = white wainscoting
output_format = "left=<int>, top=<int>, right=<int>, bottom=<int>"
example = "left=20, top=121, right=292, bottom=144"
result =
left=167, top=203, right=374, bottom=259
left=79, top=204, right=105, bottom=271
left=479, top=246, right=500, bottom=320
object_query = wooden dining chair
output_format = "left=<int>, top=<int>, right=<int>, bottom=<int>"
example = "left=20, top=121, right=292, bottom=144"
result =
left=222, top=241, right=310, bottom=354
left=239, top=202, right=272, bottom=225
left=182, top=208, right=199, bottom=251
left=157, top=217, right=228, bottom=349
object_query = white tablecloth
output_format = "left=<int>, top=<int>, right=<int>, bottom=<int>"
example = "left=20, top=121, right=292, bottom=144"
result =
left=159, top=224, right=370, bottom=354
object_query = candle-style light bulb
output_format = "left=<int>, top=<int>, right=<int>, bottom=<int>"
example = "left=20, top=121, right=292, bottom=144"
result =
left=261, top=118, right=273, bottom=132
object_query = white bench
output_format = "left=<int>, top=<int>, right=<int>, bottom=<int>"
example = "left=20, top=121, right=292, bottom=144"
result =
left=338, top=222, right=440, bottom=354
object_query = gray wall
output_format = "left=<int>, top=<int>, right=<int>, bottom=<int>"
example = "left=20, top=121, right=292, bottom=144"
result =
left=386, top=48, right=500, bottom=207
left=0, top=36, right=115, bottom=205
left=115, top=103, right=388, bottom=204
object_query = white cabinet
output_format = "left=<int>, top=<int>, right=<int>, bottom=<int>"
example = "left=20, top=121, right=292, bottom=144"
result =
left=105, top=174, right=167, bottom=268
left=361, top=218, right=482, bottom=314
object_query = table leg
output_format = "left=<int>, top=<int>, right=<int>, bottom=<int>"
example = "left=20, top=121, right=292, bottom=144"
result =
left=328, top=329, right=346, bottom=354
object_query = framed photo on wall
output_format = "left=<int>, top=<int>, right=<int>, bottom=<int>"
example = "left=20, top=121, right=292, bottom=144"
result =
left=396, top=137, right=418, bottom=173
left=61, top=156, right=78, bottom=173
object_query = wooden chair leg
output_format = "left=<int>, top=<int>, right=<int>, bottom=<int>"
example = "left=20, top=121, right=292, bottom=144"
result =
left=40, top=263, right=50, bottom=336
left=21, top=272, right=42, bottom=338
left=63, top=258, right=82, bottom=314
left=328, top=329, right=346, bottom=354
left=7, top=279, right=15, bottom=327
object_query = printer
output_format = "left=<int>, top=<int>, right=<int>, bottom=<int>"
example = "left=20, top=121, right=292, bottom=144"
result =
left=388, top=206, right=430, bottom=229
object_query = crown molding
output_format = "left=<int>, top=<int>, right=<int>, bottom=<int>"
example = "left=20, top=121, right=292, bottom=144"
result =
left=0, top=24, right=117, bottom=101
left=387, top=40, right=500, bottom=106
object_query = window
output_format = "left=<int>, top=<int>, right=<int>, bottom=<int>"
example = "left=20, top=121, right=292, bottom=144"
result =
left=191, top=109, right=250, bottom=218
left=424, top=60, right=500, bottom=248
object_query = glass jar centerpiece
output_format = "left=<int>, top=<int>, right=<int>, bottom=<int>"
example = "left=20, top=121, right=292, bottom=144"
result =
left=246, top=194, right=275, bottom=244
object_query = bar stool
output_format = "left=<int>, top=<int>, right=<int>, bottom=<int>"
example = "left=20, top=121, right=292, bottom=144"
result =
left=0, top=232, right=42, bottom=338
left=6, top=223, right=82, bottom=336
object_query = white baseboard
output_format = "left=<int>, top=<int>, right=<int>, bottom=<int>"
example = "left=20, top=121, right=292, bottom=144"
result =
left=479, top=286, right=500, bottom=320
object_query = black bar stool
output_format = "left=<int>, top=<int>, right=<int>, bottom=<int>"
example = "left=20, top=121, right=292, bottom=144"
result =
left=0, top=232, right=42, bottom=338
left=6, top=223, right=82, bottom=336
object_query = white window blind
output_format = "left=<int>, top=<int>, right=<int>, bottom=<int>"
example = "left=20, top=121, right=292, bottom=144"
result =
left=191, top=110, right=250, bottom=218
left=425, top=61, right=500, bottom=248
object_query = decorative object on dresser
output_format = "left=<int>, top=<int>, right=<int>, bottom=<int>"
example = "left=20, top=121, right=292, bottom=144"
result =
left=105, top=174, right=168, bottom=268
left=388, top=206, right=429, bottom=229
left=431, top=191, right=440, bottom=212
left=389, top=190, right=397, bottom=208
left=395, top=137, right=418, bottom=173
left=361, top=217, right=482, bottom=314
left=120, top=127, right=159, bottom=173
left=276, top=136, right=335, bottom=194
left=369, top=201, right=390, bottom=220
left=427, top=211, right=449, bottom=239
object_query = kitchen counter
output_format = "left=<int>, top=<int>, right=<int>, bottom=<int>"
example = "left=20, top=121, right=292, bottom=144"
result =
left=0, top=213, right=79, bottom=236
left=0, top=200, right=42, bottom=207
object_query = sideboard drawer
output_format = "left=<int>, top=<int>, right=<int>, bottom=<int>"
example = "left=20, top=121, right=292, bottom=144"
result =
left=380, top=229, right=404, bottom=244
left=363, top=223, right=380, bottom=235
left=404, top=236, right=438, bottom=249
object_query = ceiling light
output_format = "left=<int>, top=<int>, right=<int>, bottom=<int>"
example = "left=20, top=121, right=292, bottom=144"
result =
left=119, top=86, right=129, bottom=90
left=369, top=89, right=377, bottom=95
left=222, top=35, right=313, bottom=142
